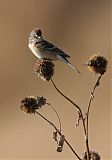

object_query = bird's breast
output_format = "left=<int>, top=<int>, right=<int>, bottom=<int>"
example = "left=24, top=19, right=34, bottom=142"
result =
left=28, top=43, right=58, bottom=61
left=28, top=43, right=43, bottom=58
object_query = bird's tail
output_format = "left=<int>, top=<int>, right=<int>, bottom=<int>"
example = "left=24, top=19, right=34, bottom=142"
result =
left=67, top=62, right=81, bottom=74
left=57, top=55, right=81, bottom=74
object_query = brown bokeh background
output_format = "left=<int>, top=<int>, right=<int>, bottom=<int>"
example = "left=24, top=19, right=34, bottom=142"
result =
left=0, top=0, right=111, bottom=159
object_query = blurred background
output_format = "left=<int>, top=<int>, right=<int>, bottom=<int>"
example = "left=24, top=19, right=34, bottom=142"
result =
left=0, top=0, right=111, bottom=159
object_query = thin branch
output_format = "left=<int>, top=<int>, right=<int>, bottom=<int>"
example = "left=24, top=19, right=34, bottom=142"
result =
left=46, top=103, right=62, bottom=132
left=51, top=79, right=86, bottom=134
left=51, top=79, right=81, bottom=110
left=35, top=110, right=81, bottom=160
left=51, top=78, right=90, bottom=160
left=86, top=75, right=102, bottom=148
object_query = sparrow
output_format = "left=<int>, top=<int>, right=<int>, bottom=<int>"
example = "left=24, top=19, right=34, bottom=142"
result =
left=28, top=28, right=81, bottom=74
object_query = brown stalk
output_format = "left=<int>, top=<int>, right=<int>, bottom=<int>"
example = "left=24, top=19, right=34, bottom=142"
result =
left=51, top=78, right=90, bottom=160
left=86, top=75, right=102, bottom=150
left=35, top=110, right=81, bottom=160
left=46, top=103, right=62, bottom=132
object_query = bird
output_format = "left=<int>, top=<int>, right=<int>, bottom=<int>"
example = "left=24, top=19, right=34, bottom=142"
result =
left=28, top=28, right=81, bottom=74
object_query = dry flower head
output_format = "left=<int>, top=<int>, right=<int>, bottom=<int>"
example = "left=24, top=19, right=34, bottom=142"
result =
left=34, top=60, right=55, bottom=81
left=83, top=151, right=100, bottom=160
left=87, top=54, right=108, bottom=75
left=21, top=96, right=46, bottom=114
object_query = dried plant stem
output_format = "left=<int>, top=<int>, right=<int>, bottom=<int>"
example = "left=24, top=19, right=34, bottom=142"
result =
left=51, top=78, right=90, bottom=160
left=86, top=75, right=102, bottom=146
left=46, top=103, right=62, bottom=132
left=35, top=110, right=81, bottom=160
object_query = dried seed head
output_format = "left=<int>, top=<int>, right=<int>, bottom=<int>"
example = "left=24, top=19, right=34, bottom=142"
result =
left=34, top=60, right=55, bottom=81
left=82, top=151, right=100, bottom=160
left=20, top=96, right=46, bottom=114
left=87, top=54, right=108, bottom=75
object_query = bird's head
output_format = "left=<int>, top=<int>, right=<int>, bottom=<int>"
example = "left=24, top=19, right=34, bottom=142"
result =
left=29, top=28, right=43, bottom=44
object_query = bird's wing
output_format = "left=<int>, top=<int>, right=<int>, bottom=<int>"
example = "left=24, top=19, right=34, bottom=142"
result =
left=41, top=40, right=70, bottom=58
